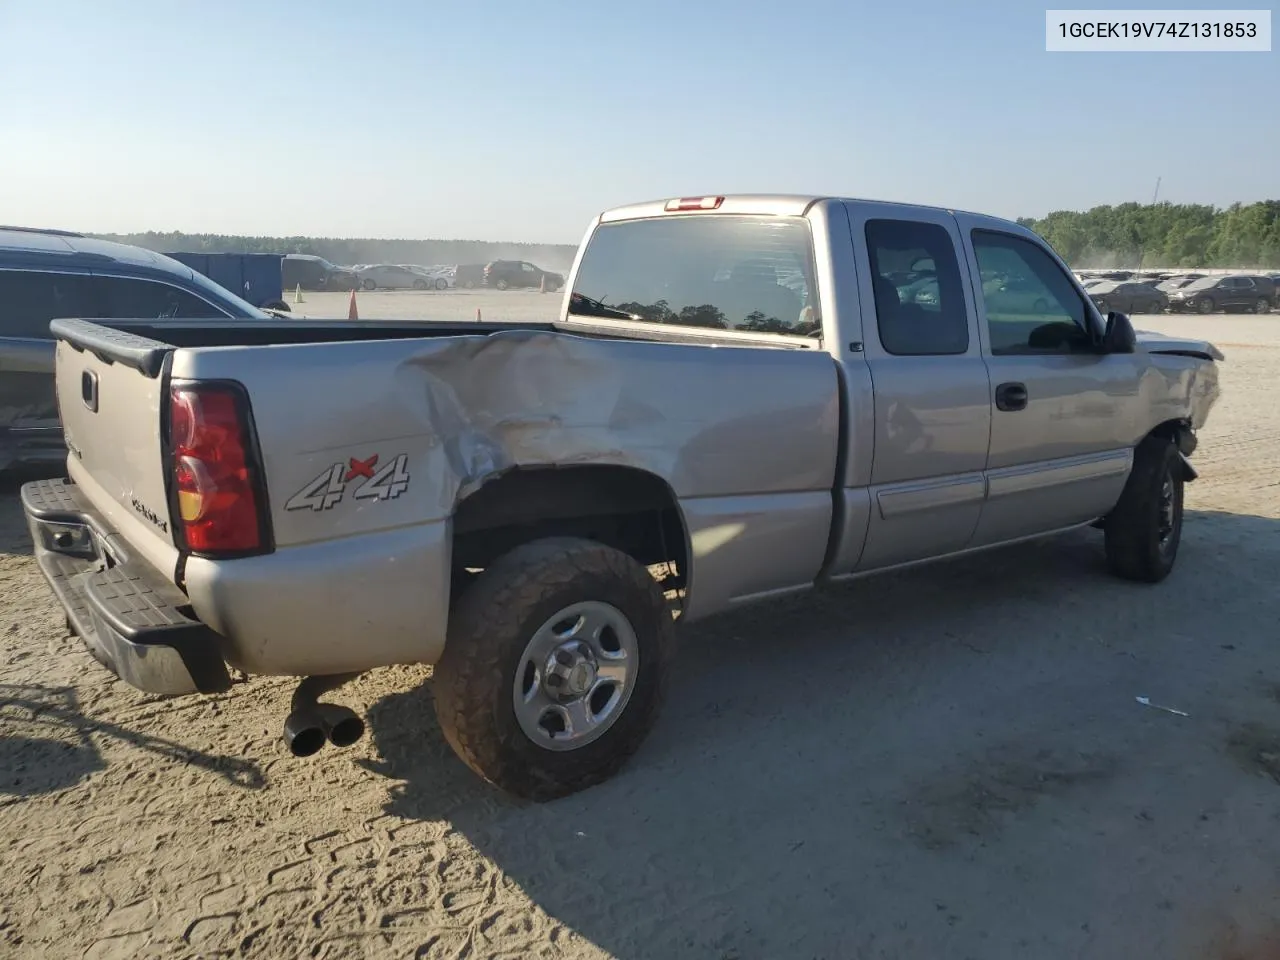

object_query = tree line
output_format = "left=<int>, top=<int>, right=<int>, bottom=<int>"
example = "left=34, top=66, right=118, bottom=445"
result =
left=1017, top=200, right=1280, bottom=269
left=93, top=199, right=1280, bottom=271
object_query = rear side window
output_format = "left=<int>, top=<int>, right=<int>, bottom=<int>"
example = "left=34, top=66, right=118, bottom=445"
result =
left=0, top=269, right=97, bottom=339
left=569, top=215, right=818, bottom=337
left=864, top=219, right=969, bottom=356
left=96, top=276, right=229, bottom=319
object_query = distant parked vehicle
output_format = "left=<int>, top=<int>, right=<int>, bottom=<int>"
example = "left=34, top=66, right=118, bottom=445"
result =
left=282, top=254, right=359, bottom=292
left=1088, top=280, right=1167, bottom=314
left=1166, top=275, right=1275, bottom=314
left=168, top=252, right=290, bottom=312
left=982, top=275, right=1054, bottom=314
left=356, top=263, right=433, bottom=290
left=483, top=259, right=565, bottom=291
left=399, top=265, right=452, bottom=290
left=454, top=263, right=487, bottom=289
left=1156, top=275, right=1205, bottom=293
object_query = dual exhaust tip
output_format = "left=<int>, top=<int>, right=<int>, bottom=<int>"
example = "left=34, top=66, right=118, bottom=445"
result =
left=284, top=702, right=365, bottom=757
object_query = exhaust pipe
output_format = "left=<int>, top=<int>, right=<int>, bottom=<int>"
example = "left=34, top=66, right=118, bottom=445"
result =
left=318, top=703, right=365, bottom=748
left=284, top=706, right=327, bottom=757
left=282, top=673, right=364, bottom=756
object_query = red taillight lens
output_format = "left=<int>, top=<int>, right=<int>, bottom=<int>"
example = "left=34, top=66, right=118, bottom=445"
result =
left=169, top=384, right=264, bottom=554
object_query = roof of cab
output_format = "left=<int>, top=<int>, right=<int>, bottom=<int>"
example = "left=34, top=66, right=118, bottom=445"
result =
left=0, top=225, right=189, bottom=274
left=597, top=194, right=1018, bottom=228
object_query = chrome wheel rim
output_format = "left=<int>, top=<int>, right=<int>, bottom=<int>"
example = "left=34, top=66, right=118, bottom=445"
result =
left=512, top=601, right=639, bottom=752
left=1157, top=469, right=1176, bottom=548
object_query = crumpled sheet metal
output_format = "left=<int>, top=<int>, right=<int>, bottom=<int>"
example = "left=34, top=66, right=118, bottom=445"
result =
left=392, top=326, right=841, bottom=519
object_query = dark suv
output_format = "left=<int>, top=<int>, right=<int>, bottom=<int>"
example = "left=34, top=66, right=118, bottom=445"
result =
left=0, top=226, right=269, bottom=472
left=1166, top=274, right=1275, bottom=314
left=483, top=260, right=564, bottom=291
left=281, top=254, right=359, bottom=292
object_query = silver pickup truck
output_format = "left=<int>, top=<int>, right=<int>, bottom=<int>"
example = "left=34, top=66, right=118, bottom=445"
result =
left=22, top=194, right=1222, bottom=800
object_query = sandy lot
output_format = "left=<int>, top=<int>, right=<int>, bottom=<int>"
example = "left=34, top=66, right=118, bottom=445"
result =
left=3, top=314, right=1280, bottom=959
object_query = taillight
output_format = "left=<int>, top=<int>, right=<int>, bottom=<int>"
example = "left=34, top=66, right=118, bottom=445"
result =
left=169, top=383, right=266, bottom=555
left=665, top=196, right=724, bottom=212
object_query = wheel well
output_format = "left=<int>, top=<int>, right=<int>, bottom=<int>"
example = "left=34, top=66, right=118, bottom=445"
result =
left=451, top=466, right=689, bottom=589
left=1148, top=417, right=1196, bottom=456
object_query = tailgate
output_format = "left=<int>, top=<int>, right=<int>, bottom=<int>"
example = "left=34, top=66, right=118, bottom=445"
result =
left=53, top=320, right=179, bottom=571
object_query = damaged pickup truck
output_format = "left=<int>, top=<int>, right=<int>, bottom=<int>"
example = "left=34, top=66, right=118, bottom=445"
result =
left=22, top=194, right=1222, bottom=800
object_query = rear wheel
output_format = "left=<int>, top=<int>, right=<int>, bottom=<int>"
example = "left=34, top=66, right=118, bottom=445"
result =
left=1254, top=298, right=1271, bottom=314
left=1103, top=436, right=1184, bottom=583
left=412, top=279, right=428, bottom=290
left=1196, top=297, right=1214, bottom=314
left=433, top=537, right=673, bottom=801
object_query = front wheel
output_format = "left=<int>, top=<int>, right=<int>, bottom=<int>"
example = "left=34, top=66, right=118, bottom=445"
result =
left=1196, top=297, right=1214, bottom=314
left=433, top=538, right=673, bottom=801
left=495, top=278, right=509, bottom=291
left=361, top=278, right=376, bottom=291
left=435, top=278, right=449, bottom=290
left=1103, top=436, right=1184, bottom=583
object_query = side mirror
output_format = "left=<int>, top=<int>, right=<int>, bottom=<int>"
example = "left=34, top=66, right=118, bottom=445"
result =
left=1101, top=311, right=1137, bottom=354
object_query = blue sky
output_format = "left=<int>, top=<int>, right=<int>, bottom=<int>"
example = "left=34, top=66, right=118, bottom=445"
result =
left=0, top=0, right=1275, bottom=242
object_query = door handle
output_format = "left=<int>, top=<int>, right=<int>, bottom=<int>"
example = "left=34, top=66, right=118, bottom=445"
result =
left=995, top=381, right=1028, bottom=412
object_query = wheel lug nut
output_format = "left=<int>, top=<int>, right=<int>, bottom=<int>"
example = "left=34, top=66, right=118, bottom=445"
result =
left=545, top=673, right=563, bottom=688
left=555, top=650, right=574, bottom=666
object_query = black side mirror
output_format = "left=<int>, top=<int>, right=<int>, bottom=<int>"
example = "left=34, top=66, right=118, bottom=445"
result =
left=1101, top=311, right=1137, bottom=354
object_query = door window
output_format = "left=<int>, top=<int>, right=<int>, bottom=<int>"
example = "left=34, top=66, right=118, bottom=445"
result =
left=864, top=219, right=969, bottom=356
left=0, top=269, right=98, bottom=339
left=521, top=263, right=536, bottom=273
left=971, top=231, right=1091, bottom=355
left=96, top=276, right=229, bottom=319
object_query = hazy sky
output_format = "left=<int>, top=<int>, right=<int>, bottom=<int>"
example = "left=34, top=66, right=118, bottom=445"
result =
left=1, top=0, right=1276, bottom=243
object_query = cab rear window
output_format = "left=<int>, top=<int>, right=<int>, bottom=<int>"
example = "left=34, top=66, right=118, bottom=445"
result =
left=568, top=215, right=819, bottom=338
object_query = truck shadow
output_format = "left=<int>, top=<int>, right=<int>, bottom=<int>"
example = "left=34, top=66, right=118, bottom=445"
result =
left=362, top=508, right=1280, bottom=958
left=0, top=683, right=266, bottom=798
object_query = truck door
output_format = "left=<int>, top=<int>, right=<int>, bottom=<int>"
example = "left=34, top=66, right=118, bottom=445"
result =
left=954, top=217, right=1138, bottom=546
left=840, top=204, right=992, bottom=572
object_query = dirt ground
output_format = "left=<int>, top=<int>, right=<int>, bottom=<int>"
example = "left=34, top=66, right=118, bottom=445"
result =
left=4, top=312, right=1280, bottom=959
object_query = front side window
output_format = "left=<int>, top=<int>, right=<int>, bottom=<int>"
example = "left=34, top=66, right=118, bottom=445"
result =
left=864, top=219, right=969, bottom=356
left=97, top=276, right=230, bottom=319
left=0, top=270, right=97, bottom=338
left=569, top=215, right=818, bottom=337
left=971, top=231, right=1092, bottom=355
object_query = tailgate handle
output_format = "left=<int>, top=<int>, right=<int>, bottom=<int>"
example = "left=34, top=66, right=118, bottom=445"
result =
left=81, top=370, right=99, bottom=413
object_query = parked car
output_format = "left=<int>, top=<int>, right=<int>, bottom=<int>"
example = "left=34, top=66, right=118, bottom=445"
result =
left=400, top=265, right=452, bottom=290
left=1088, top=280, right=1168, bottom=314
left=0, top=225, right=270, bottom=472
left=21, top=194, right=1222, bottom=801
left=1166, top=275, right=1275, bottom=314
left=1156, top=275, right=1204, bottom=293
left=355, top=263, right=434, bottom=290
left=483, top=260, right=564, bottom=291
left=981, top=275, right=1055, bottom=314
left=281, top=254, right=359, bottom=292
left=453, top=263, right=487, bottom=289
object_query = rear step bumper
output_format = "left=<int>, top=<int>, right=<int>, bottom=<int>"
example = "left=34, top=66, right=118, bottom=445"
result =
left=21, top=478, right=231, bottom=696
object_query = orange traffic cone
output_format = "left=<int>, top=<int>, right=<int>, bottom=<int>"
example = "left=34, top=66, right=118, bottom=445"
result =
left=539, top=274, right=546, bottom=294
left=476, top=307, right=482, bottom=322
left=348, top=288, right=359, bottom=320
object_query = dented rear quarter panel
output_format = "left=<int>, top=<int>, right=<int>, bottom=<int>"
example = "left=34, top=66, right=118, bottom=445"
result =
left=173, top=330, right=840, bottom=674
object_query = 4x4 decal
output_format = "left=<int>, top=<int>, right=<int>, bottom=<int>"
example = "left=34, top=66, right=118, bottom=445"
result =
left=285, top=454, right=410, bottom=512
